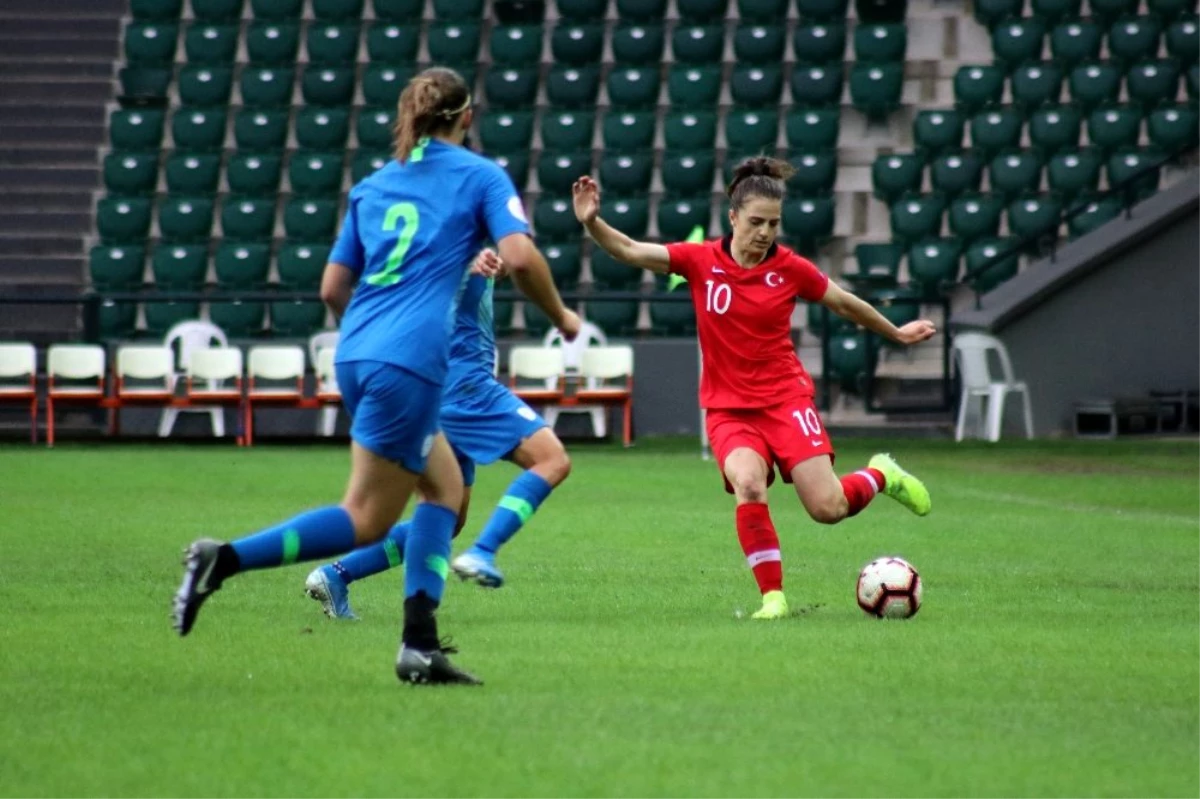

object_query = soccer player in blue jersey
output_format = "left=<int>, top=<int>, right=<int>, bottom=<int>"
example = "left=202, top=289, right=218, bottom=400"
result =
left=303, top=251, right=573, bottom=619
left=171, top=67, right=579, bottom=686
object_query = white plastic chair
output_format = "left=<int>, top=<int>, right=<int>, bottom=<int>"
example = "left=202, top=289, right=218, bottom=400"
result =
left=0, top=342, right=38, bottom=442
left=245, top=345, right=309, bottom=444
left=46, top=344, right=107, bottom=447
left=158, top=320, right=228, bottom=438
left=508, top=346, right=565, bottom=404
left=186, top=347, right=245, bottom=444
left=309, top=331, right=340, bottom=437
left=542, top=321, right=608, bottom=437
left=576, top=344, right=635, bottom=446
left=952, top=331, right=1034, bottom=442
left=115, top=346, right=174, bottom=398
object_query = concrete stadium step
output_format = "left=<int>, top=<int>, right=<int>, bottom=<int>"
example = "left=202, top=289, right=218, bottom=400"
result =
left=0, top=0, right=125, bottom=17
left=0, top=17, right=121, bottom=39
left=0, top=105, right=106, bottom=126
left=0, top=166, right=99, bottom=189
left=0, top=146, right=99, bottom=166
left=0, top=124, right=106, bottom=145
left=0, top=191, right=94, bottom=213
left=0, top=61, right=114, bottom=80
left=0, top=79, right=116, bottom=104
left=0, top=210, right=94, bottom=235
left=0, top=256, right=85, bottom=284
left=0, top=235, right=85, bottom=257
left=0, top=37, right=119, bottom=59
left=0, top=301, right=82, bottom=335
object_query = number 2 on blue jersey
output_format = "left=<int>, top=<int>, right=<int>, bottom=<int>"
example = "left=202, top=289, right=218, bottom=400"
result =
left=366, top=202, right=419, bottom=287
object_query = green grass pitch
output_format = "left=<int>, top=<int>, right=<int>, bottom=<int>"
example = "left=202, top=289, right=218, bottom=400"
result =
left=0, top=438, right=1196, bottom=797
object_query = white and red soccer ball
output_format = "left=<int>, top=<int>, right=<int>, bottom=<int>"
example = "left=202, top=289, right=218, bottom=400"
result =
left=856, top=557, right=922, bottom=619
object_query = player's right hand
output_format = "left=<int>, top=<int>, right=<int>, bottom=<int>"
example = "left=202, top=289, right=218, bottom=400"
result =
left=572, top=177, right=600, bottom=224
left=470, top=247, right=506, bottom=279
left=556, top=308, right=582, bottom=342
left=895, top=320, right=937, bottom=345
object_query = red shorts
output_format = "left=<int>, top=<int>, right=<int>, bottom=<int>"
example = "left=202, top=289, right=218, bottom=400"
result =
left=706, top=397, right=835, bottom=494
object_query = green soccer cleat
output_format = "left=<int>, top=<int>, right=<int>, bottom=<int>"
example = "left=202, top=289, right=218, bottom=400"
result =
left=750, top=590, right=789, bottom=620
left=869, top=453, right=932, bottom=517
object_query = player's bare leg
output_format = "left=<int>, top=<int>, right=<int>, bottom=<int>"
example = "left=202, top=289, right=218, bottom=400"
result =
left=725, top=448, right=788, bottom=620
left=790, top=452, right=930, bottom=521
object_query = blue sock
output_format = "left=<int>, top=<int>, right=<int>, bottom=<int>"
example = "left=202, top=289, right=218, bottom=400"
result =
left=472, top=471, right=554, bottom=557
left=404, top=503, right=455, bottom=602
left=331, top=521, right=409, bottom=584
left=231, top=506, right=356, bottom=572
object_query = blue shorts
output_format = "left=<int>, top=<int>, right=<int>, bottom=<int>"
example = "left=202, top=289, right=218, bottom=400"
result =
left=336, top=360, right=442, bottom=474
left=441, top=377, right=547, bottom=487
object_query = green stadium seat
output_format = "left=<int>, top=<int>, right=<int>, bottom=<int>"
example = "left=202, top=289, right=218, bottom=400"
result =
left=1126, top=60, right=1181, bottom=110
left=1086, top=104, right=1143, bottom=153
left=1108, top=16, right=1163, bottom=65
left=601, top=197, right=650, bottom=237
left=158, top=196, right=215, bottom=242
left=607, top=66, right=662, bottom=108
left=312, top=0, right=364, bottom=19
left=97, top=198, right=153, bottom=244
left=850, top=242, right=904, bottom=290
left=240, top=66, right=295, bottom=107
left=613, top=22, right=665, bottom=64
left=603, top=110, right=656, bottom=151
left=786, top=151, right=837, bottom=195
left=185, top=23, right=239, bottom=64
left=1010, top=62, right=1064, bottom=109
left=730, top=65, right=784, bottom=106
left=668, top=65, right=723, bottom=108
left=492, top=152, right=530, bottom=191
left=676, top=0, right=728, bottom=21
left=618, top=0, right=667, bottom=19
left=991, top=18, right=1047, bottom=67
left=222, top=195, right=277, bottom=240
left=145, top=301, right=202, bottom=337
left=599, top=152, right=653, bottom=195
left=270, top=301, right=327, bottom=337
left=356, top=106, right=396, bottom=149
left=793, top=22, right=846, bottom=64
left=913, top=108, right=965, bottom=156
left=1165, top=17, right=1199, bottom=63
left=119, top=66, right=172, bottom=104
left=489, top=24, right=543, bottom=64
left=796, top=0, right=849, bottom=21
left=432, top=0, right=484, bottom=17
left=590, top=248, right=643, bottom=289
left=930, top=151, right=985, bottom=197
left=1028, top=104, right=1082, bottom=155
left=664, top=110, right=717, bottom=149
left=734, top=23, right=787, bottom=64
left=164, top=152, right=221, bottom=195
left=178, top=65, right=233, bottom=107
left=192, top=0, right=244, bottom=20
left=1089, top=0, right=1137, bottom=22
left=649, top=291, right=697, bottom=335
left=1049, top=19, right=1102, bottom=67
left=104, top=152, right=159, bottom=196
left=483, top=66, right=539, bottom=108
left=805, top=298, right=852, bottom=336
left=1067, top=194, right=1123, bottom=237
left=110, top=109, right=165, bottom=151
left=234, top=108, right=288, bottom=151
left=250, top=0, right=303, bottom=18
left=90, top=245, right=146, bottom=289
left=306, top=23, right=360, bottom=64
left=1149, top=0, right=1192, bottom=19
left=871, top=290, right=921, bottom=340
left=1107, top=147, right=1163, bottom=201
left=988, top=149, right=1044, bottom=199
left=209, top=301, right=266, bottom=337
left=725, top=108, right=779, bottom=152
left=246, top=21, right=300, bottom=63
left=479, top=109, right=534, bottom=153
left=214, top=241, right=271, bottom=287
left=1031, top=0, right=1081, bottom=24
left=301, top=66, right=355, bottom=106
left=854, top=23, right=907, bottom=63
left=550, top=23, right=604, bottom=64
left=970, top=107, right=1024, bottom=156
left=1188, top=63, right=1199, bottom=102
left=1007, top=193, right=1063, bottom=246
left=492, top=299, right=515, bottom=335
left=671, top=24, right=724, bottom=63
left=534, top=196, right=581, bottom=239
left=276, top=242, right=332, bottom=288
left=785, top=108, right=840, bottom=150
left=585, top=298, right=640, bottom=337
left=152, top=244, right=208, bottom=289
left=172, top=108, right=228, bottom=152
left=906, top=239, right=961, bottom=294
left=657, top=196, right=711, bottom=240
left=737, top=0, right=786, bottom=20
left=132, top=0, right=183, bottom=20
left=288, top=150, right=344, bottom=196
left=1068, top=61, right=1122, bottom=109
left=124, top=23, right=179, bottom=65
left=781, top=196, right=834, bottom=256
left=974, top=0, right=1023, bottom=28
left=661, top=151, right=717, bottom=195
left=872, top=152, right=923, bottom=203
left=427, top=22, right=482, bottom=63
left=226, top=151, right=283, bottom=195
left=1147, top=104, right=1200, bottom=151
left=366, top=22, right=419, bottom=62
left=948, top=192, right=1005, bottom=242
left=1046, top=148, right=1101, bottom=199
left=850, top=63, right=903, bottom=120
left=544, top=242, right=582, bottom=288
left=538, top=150, right=591, bottom=194
left=954, top=64, right=1006, bottom=115
left=546, top=65, right=601, bottom=107
left=351, top=150, right=392, bottom=182
left=889, top=194, right=945, bottom=246
left=295, top=107, right=349, bottom=149
left=100, top=301, right=136, bottom=346
left=282, top=195, right=338, bottom=239
left=362, top=64, right=416, bottom=107
left=965, top=237, right=1020, bottom=292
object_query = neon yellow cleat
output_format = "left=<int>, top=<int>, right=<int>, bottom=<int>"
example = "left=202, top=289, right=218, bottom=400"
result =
left=750, top=590, right=789, bottom=620
left=869, top=453, right=932, bottom=517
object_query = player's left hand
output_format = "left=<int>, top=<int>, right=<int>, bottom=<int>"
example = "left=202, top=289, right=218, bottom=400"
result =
left=556, top=308, right=582, bottom=342
left=895, top=320, right=937, bottom=345
left=470, top=247, right=507, bottom=279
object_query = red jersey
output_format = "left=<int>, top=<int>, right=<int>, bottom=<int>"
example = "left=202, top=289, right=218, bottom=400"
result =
left=665, top=237, right=829, bottom=410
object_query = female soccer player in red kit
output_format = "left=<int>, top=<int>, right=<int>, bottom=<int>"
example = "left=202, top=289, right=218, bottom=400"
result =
left=573, top=158, right=936, bottom=620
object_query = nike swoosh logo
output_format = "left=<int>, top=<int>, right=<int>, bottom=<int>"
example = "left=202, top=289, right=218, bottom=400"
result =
left=712, top=267, right=725, bottom=273
left=810, top=440, right=823, bottom=447
left=192, top=549, right=218, bottom=594
left=409, top=651, right=432, bottom=667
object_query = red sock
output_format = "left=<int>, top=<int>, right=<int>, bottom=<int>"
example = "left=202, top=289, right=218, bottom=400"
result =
left=841, top=467, right=886, bottom=517
left=736, top=502, right=783, bottom=594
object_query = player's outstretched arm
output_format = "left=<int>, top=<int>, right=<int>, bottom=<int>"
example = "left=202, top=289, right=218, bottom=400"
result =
left=496, top=233, right=581, bottom=341
left=819, top=281, right=937, bottom=346
left=320, top=262, right=357, bottom=323
left=573, top=177, right=670, bottom=274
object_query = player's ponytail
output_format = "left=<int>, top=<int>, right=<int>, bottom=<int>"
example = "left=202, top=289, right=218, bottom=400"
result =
left=726, top=156, right=796, bottom=210
left=393, top=67, right=471, bottom=163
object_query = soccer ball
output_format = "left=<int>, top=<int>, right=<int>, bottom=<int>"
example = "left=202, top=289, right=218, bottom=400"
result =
left=856, top=557, right=922, bottom=619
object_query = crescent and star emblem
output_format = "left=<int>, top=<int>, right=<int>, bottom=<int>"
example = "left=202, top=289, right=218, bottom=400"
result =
left=765, top=272, right=783, bottom=287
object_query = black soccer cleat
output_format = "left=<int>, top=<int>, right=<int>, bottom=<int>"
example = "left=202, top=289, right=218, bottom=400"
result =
left=171, top=538, right=226, bottom=637
left=395, top=644, right=483, bottom=686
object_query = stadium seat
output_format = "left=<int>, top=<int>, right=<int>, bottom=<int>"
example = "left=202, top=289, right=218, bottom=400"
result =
left=724, top=108, right=779, bottom=152
left=617, top=0, right=667, bottom=18
left=520, top=303, right=556, bottom=338
left=234, top=108, right=288, bottom=151
left=550, top=23, right=604, bottom=64
left=250, top=0, right=303, bottom=18
left=246, top=21, right=300, bottom=63
left=965, top=237, right=1020, bottom=292
left=603, top=110, right=656, bottom=151
left=1031, top=0, right=1081, bottom=23
left=97, top=198, right=153, bottom=244
left=668, top=65, right=723, bottom=108
left=427, top=22, right=482, bottom=63
left=850, top=63, right=903, bottom=120
left=1028, top=104, right=1082, bottom=155
left=110, top=109, right=166, bottom=151
left=657, top=196, right=711, bottom=241
left=226, top=152, right=283, bottom=195
left=98, top=300, right=139, bottom=338
left=240, top=66, right=295, bottom=107
left=1149, top=0, right=1192, bottom=19
left=301, top=66, right=355, bottom=106
left=1107, top=148, right=1163, bottom=201
left=276, top=242, right=331, bottom=288
left=1010, top=62, right=1064, bottom=110
left=492, top=299, right=515, bottom=335
left=119, top=66, right=172, bottom=104
left=543, top=242, right=582, bottom=288
left=1067, top=194, right=1123, bottom=237
left=222, top=195, right=277, bottom=240
left=664, top=110, right=717, bottom=150
left=1049, top=19, right=1102, bottom=67
left=780, top=196, right=834, bottom=256
left=362, top=64, right=416, bottom=107
left=90, top=245, right=146, bottom=289
left=872, top=153, right=923, bottom=203
left=599, top=152, right=654, bottom=195
left=1086, top=104, right=1143, bottom=153
left=1165, top=17, right=1199, bottom=64
left=312, top=0, right=364, bottom=19
left=737, top=0, right=786, bottom=20
left=1187, top=63, right=1199, bottom=102
left=295, top=107, right=349, bottom=149
left=270, top=301, right=327, bottom=337
left=612, top=22, right=665, bottom=64
left=913, top=108, right=965, bottom=156
left=124, top=23, right=179, bottom=65
left=806, top=299, right=852, bottom=336
left=730, top=65, right=784, bottom=106
left=601, top=197, right=650, bottom=238
left=282, top=197, right=337, bottom=240
left=351, top=150, right=391, bottom=182
left=132, top=0, right=183, bottom=19
left=144, top=301, right=202, bottom=337
left=1147, top=104, right=1200, bottom=151
left=889, top=194, right=946, bottom=246
left=954, top=64, right=1006, bottom=115
left=171, top=107, right=227, bottom=151
left=796, top=0, right=849, bottom=21
left=480, top=109, right=534, bottom=153
left=288, top=150, right=344, bottom=196
left=538, top=150, right=592, bottom=194
left=785, top=108, right=840, bottom=151
left=734, top=23, right=786, bottom=64
left=723, top=149, right=770, bottom=185
left=483, top=66, right=539, bottom=108
left=158, top=196, right=215, bottom=242
left=306, top=23, right=360, bottom=64
left=676, top=0, right=728, bottom=21
left=1007, top=193, right=1063, bottom=247
left=104, top=152, right=159, bottom=196
left=930, top=151, right=985, bottom=197
left=164, top=152, right=221, bottom=195
left=850, top=242, right=904, bottom=290
left=792, top=22, right=846, bottom=65
left=214, top=241, right=271, bottom=287
left=546, top=65, right=601, bottom=107
left=991, top=18, right=1047, bottom=67
left=973, top=0, right=1022, bottom=26
left=787, top=151, right=837, bottom=195
left=1089, top=0, right=1137, bottom=22
left=193, top=0, right=244, bottom=20
left=671, top=24, right=724, bottom=63
left=366, top=22, right=420, bottom=62
left=1108, top=16, right=1162, bottom=65
left=585, top=299, right=640, bottom=336
left=591, top=248, right=643, bottom=289
left=492, top=152, right=530, bottom=191
left=432, top=0, right=483, bottom=17
left=534, top=196, right=581, bottom=239
left=1068, top=62, right=1122, bottom=109
left=1045, top=148, right=1101, bottom=200
left=1126, top=60, right=1181, bottom=110
left=970, top=107, right=1024, bottom=156
left=988, top=149, right=1044, bottom=199
left=356, top=106, right=397, bottom=149
left=208, top=301, right=266, bottom=338
left=853, top=23, right=907, bottom=63
left=661, top=151, right=717, bottom=195
left=948, top=192, right=1005, bottom=243
left=607, top=66, right=662, bottom=108
left=185, top=23, right=239, bottom=64
left=906, top=238, right=961, bottom=295
left=152, top=244, right=208, bottom=289
left=649, top=291, right=697, bottom=335
left=489, top=24, right=543, bottom=64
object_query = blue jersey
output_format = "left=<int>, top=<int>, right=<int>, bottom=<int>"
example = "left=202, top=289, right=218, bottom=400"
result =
left=329, top=138, right=530, bottom=385
left=446, top=273, right=497, bottom=392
